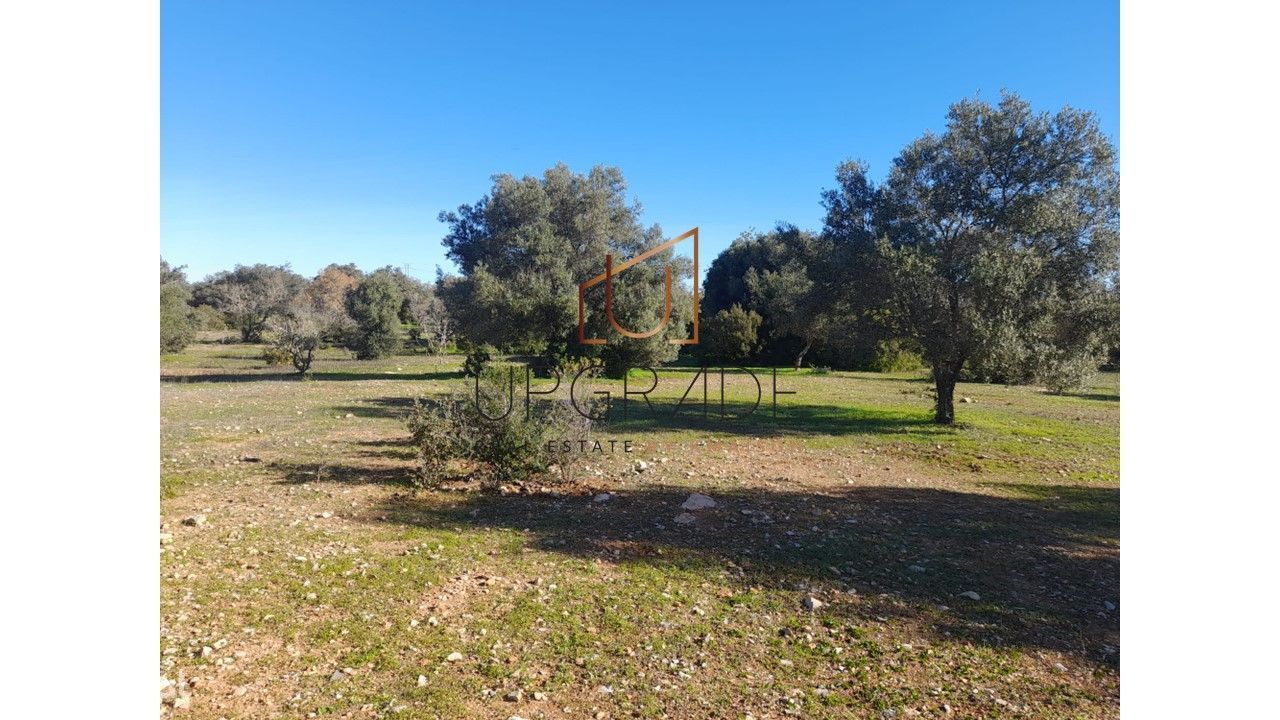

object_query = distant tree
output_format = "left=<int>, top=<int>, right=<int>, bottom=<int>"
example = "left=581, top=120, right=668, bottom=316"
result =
left=160, top=259, right=196, bottom=353
left=304, top=263, right=362, bottom=344
left=438, top=164, right=692, bottom=376
left=702, top=225, right=835, bottom=369
left=701, top=305, right=761, bottom=364
left=345, top=271, right=404, bottom=359
left=837, top=92, right=1119, bottom=423
left=407, top=281, right=452, bottom=353
left=269, top=302, right=324, bottom=373
left=194, top=264, right=305, bottom=342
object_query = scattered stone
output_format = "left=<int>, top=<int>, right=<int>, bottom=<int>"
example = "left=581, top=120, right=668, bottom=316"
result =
left=802, top=596, right=825, bottom=611
left=593, top=493, right=614, bottom=503
left=159, top=532, right=174, bottom=545
left=908, top=564, right=926, bottom=573
left=1104, top=600, right=1116, bottom=611
left=1053, top=662, right=1068, bottom=673
left=446, top=652, right=464, bottom=662
left=532, top=691, right=547, bottom=701
left=681, top=493, right=717, bottom=511
left=673, top=512, right=697, bottom=525
left=172, top=695, right=191, bottom=710
left=504, top=689, right=523, bottom=702
left=417, top=675, right=428, bottom=687
left=344, top=413, right=355, bottom=418
left=961, top=397, right=973, bottom=403
left=778, top=658, right=794, bottom=667
left=329, top=669, right=348, bottom=682
left=182, top=515, right=207, bottom=527
left=959, top=591, right=981, bottom=601
left=633, top=460, right=650, bottom=473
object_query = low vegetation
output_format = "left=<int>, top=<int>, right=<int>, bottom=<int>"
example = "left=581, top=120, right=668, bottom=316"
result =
left=160, top=340, right=1118, bottom=719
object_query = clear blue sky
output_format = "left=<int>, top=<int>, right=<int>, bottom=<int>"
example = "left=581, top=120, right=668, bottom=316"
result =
left=162, top=1, right=1118, bottom=282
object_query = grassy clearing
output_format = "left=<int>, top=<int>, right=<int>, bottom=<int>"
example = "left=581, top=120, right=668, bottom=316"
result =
left=161, top=340, right=1118, bottom=719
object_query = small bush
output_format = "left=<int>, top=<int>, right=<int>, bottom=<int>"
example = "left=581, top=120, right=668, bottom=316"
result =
left=406, top=369, right=595, bottom=491
left=1034, top=347, right=1102, bottom=394
left=261, top=346, right=292, bottom=366
left=191, top=304, right=227, bottom=331
left=870, top=338, right=925, bottom=373
left=462, top=345, right=494, bottom=378
left=700, top=305, right=761, bottom=365
left=160, top=283, right=197, bottom=353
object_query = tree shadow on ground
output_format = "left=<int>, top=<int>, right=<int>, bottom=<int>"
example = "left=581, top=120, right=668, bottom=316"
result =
left=601, top=399, right=940, bottom=438
left=371, top=481, right=1119, bottom=663
left=271, top=460, right=413, bottom=486
left=160, top=370, right=463, bottom=384
left=328, top=396, right=420, bottom=420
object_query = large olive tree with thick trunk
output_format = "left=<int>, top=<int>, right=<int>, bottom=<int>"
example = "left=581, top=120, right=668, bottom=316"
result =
left=827, top=92, right=1119, bottom=424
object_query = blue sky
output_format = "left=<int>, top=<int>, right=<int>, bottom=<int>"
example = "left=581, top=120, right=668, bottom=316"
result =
left=162, top=1, right=1118, bottom=282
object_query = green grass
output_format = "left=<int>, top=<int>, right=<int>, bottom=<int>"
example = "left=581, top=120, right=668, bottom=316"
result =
left=160, top=341, right=1119, bottom=719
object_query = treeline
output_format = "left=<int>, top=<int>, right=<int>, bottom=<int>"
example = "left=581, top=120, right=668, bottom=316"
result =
left=159, top=260, right=452, bottom=371
left=161, top=92, right=1119, bottom=424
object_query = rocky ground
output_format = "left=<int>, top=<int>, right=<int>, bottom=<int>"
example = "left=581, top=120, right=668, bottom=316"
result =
left=160, top=344, right=1119, bottom=719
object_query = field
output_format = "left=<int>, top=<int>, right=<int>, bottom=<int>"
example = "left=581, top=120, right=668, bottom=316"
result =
left=160, top=339, right=1119, bottom=719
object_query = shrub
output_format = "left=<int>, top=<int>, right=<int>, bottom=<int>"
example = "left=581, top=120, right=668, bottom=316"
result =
left=462, top=344, right=494, bottom=378
left=1033, top=346, right=1103, bottom=394
left=261, top=346, right=292, bottom=366
left=346, top=272, right=404, bottom=359
left=869, top=338, right=925, bottom=373
left=191, top=304, right=227, bottom=331
left=406, top=369, right=596, bottom=491
left=701, top=305, right=761, bottom=365
left=160, top=283, right=197, bottom=353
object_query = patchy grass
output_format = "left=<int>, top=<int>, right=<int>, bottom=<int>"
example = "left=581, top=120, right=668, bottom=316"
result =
left=161, top=341, right=1119, bottom=718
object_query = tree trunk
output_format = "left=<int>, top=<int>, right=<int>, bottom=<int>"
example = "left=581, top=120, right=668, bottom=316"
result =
left=793, top=340, right=813, bottom=370
left=934, top=367, right=957, bottom=425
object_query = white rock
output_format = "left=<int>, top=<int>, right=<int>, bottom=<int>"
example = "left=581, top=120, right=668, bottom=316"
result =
left=633, top=460, right=650, bottom=473
left=592, top=493, right=613, bottom=503
left=802, top=596, right=825, bottom=611
left=681, top=493, right=717, bottom=511
left=182, top=515, right=207, bottom=527
left=446, top=651, right=464, bottom=662
left=959, top=591, right=981, bottom=601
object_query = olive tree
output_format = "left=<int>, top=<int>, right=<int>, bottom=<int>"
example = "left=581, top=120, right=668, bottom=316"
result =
left=832, top=92, right=1119, bottom=423
left=438, top=164, right=692, bottom=376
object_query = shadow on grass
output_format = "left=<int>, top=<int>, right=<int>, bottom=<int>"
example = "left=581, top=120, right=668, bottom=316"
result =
left=371, top=482, right=1119, bottom=663
left=161, top=370, right=464, bottom=384
left=1062, top=391, right=1120, bottom=402
left=271, top=460, right=413, bottom=487
left=603, top=400, right=939, bottom=438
